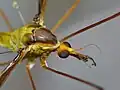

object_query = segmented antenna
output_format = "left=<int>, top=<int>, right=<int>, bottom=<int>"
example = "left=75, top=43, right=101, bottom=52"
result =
left=76, top=44, right=102, bottom=54
left=12, top=0, right=26, bottom=25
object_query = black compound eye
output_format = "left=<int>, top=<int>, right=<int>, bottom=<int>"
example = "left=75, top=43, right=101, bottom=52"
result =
left=58, top=50, right=69, bottom=58
left=63, top=42, right=71, bottom=48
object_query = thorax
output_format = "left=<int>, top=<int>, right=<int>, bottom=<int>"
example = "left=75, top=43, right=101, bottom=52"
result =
left=10, top=24, right=60, bottom=57
left=9, top=24, right=45, bottom=51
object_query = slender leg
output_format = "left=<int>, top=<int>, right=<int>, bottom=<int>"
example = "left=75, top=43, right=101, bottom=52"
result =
left=39, top=0, right=47, bottom=27
left=26, top=64, right=36, bottom=90
left=40, top=59, right=104, bottom=90
left=0, top=48, right=28, bottom=87
left=33, top=0, right=47, bottom=26
left=0, top=9, right=13, bottom=32
left=51, top=0, right=81, bottom=33
left=38, top=0, right=47, bottom=17
left=60, top=12, right=120, bottom=42
left=0, top=51, right=14, bottom=66
left=0, top=53, right=22, bottom=87
left=0, top=61, right=11, bottom=66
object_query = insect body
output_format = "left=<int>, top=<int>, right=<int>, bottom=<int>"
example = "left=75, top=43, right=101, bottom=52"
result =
left=0, top=23, right=95, bottom=67
left=0, top=0, right=119, bottom=90
left=0, top=23, right=97, bottom=89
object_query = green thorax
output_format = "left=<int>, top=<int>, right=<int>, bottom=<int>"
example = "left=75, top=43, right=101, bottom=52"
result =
left=10, top=24, right=42, bottom=51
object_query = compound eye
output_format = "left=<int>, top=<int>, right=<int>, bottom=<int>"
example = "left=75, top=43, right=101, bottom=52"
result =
left=63, top=42, right=71, bottom=48
left=58, top=50, right=69, bottom=58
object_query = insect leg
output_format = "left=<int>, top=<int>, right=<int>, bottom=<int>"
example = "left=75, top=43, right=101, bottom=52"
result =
left=60, top=12, right=120, bottom=42
left=0, top=61, right=11, bottom=66
left=0, top=48, right=28, bottom=87
left=0, top=51, right=14, bottom=66
left=0, top=9, right=13, bottom=32
left=26, top=64, right=36, bottom=90
left=51, top=0, right=81, bottom=33
left=40, top=59, right=104, bottom=90
left=33, top=0, right=47, bottom=26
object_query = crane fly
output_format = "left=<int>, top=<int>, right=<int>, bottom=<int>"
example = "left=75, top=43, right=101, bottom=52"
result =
left=0, top=0, right=119, bottom=90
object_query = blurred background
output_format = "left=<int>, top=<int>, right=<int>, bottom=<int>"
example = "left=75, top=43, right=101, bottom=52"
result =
left=0, top=0, right=120, bottom=90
